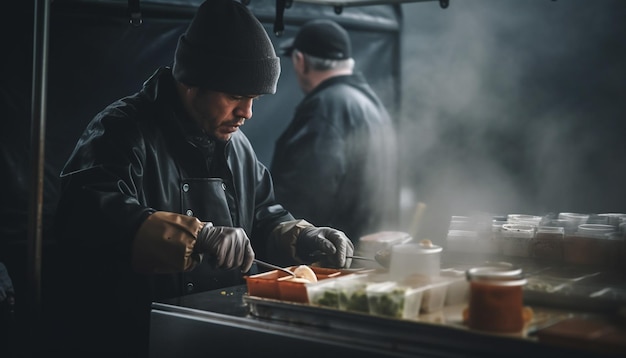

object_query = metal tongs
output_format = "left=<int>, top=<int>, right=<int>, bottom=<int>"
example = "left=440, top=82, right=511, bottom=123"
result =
left=253, top=258, right=296, bottom=278
left=308, top=251, right=383, bottom=267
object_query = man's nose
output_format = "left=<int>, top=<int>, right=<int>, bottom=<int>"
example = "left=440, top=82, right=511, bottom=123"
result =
left=235, top=98, right=254, bottom=120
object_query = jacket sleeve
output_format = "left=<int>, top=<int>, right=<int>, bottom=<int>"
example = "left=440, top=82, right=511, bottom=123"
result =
left=132, top=211, right=203, bottom=273
left=54, top=106, right=156, bottom=266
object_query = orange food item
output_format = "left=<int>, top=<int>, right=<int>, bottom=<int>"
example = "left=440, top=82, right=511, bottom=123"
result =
left=522, top=306, right=534, bottom=323
left=468, top=281, right=525, bottom=332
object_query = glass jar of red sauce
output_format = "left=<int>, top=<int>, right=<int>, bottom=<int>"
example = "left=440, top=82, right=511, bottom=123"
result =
left=466, top=263, right=527, bottom=333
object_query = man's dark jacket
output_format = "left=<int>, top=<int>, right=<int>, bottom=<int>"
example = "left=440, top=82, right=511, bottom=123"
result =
left=51, top=67, right=293, bottom=357
left=270, top=73, right=399, bottom=243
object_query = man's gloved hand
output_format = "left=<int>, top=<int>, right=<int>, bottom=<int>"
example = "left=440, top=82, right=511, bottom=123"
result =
left=296, top=227, right=354, bottom=268
left=195, top=223, right=255, bottom=273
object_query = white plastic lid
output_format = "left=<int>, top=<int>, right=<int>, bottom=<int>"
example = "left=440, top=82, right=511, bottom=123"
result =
left=357, top=231, right=412, bottom=252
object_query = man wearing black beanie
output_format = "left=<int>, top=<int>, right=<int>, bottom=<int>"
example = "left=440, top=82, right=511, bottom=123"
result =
left=51, top=1, right=353, bottom=356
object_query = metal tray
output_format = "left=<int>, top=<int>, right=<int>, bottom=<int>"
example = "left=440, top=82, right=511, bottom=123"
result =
left=523, top=271, right=626, bottom=312
left=243, top=294, right=550, bottom=357
left=243, top=294, right=571, bottom=342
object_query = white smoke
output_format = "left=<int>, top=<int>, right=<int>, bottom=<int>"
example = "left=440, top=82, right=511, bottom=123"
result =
left=397, top=0, right=626, bottom=243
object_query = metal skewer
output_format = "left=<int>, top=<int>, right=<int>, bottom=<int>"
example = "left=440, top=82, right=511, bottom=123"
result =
left=253, top=259, right=296, bottom=277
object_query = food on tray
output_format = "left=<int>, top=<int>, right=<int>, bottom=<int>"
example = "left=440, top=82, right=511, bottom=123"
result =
left=366, top=281, right=424, bottom=319
left=314, top=290, right=340, bottom=307
left=336, top=274, right=371, bottom=313
left=340, top=287, right=369, bottom=313
left=287, top=265, right=318, bottom=283
left=369, top=289, right=405, bottom=317
left=307, top=279, right=340, bottom=308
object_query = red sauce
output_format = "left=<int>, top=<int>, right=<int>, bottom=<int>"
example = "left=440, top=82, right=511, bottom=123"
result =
left=468, top=280, right=524, bottom=333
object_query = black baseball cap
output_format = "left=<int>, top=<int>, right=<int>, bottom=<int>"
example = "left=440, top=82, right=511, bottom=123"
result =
left=281, top=19, right=352, bottom=60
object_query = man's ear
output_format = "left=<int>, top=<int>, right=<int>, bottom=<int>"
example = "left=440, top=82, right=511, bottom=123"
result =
left=294, top=52, right=308, bottom=74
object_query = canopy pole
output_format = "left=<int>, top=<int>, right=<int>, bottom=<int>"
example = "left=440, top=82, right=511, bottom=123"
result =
left=27, top=0, right=50, bottom=328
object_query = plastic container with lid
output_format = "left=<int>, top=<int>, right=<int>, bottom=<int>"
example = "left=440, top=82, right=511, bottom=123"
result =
left=605, top=233, right=626, bottom=269
left=440, top=268, right=470, bottom=306
left=335, top=273, right=371, bottom=313
left=558, top=212, right=589, bottom=234
left=355, top=231, right=412, bottom=269
left=563, top=224, right=617, bottom=266
left=507, top=214, right=543, bottom=227
left=400, top=274, right=450, bottom=313
left=448, top=216, right=473, bottom=230
left=500, top=224, right=535, bottom=257
left=246, top=266, right=348, bottom=302
left=388, top=240, right=442, bottom=281
left=306, top=278, right=340, bottom=308
left=466, top=263, right=527, bottom=333
left=445, top=229, right=477, bottom=253
left=365, top=281, right=425, bottom=319
left=490, top=219, right=507, bottom=255
left=530, top=226, right=565, bottom=262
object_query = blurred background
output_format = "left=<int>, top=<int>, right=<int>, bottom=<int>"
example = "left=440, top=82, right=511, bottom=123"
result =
left=392, top=0, right=626, bottom=243
left=245, top=0, right=626, bottom=245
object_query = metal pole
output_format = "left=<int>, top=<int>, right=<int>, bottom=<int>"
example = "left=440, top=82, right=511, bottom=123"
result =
left=27, top=0, right=50, bottom=327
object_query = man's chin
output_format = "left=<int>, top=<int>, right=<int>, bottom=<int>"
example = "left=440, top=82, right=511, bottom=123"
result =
left=215, top=132, right=234, bottom=141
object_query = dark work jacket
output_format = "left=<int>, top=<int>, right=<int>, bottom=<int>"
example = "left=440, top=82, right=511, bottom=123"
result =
left=270, top=73, right=399, bottom=244
left=51, top=67, right=293, bottom=357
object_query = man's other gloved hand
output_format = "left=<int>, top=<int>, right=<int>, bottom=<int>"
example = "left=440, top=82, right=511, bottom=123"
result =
left=296, top=227, right=354, bottom=268
left=195, top=223, right=255, bottom=273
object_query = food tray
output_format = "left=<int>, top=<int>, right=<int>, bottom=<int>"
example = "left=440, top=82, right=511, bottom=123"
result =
left=243, top=293, right=558, bottom=357
left=523, top=271, right=626, bottom=312
left=243, top=293, right=569, bottom=341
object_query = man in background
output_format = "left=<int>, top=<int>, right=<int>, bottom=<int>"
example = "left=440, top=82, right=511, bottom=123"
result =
left=271, top=19, right=399, bottom=245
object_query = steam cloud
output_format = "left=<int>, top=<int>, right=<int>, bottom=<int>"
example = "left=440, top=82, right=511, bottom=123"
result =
left=397, top=0, right=626, bottom=242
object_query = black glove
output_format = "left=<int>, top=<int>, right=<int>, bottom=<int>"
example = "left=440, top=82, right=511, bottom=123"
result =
left=195, top=223, right=255, bottom=272
left=296, top=227, right=354, bottom=268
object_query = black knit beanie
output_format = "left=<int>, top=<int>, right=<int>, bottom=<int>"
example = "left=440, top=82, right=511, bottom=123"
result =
left=172, top=0, right=280, bottom=95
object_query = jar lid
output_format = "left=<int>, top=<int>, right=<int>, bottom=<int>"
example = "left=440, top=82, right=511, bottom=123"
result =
left=558, top=212, right=589, bottom=223
left=501, top=224, right=535, bottom=238
left=418, top=239, right=443, bottom=253
left=446, top=230, right=478, bottom=238
left=359, top=231, right=411, bottom=244
left=357, top=231, right=412, bottom=252
left=577, top=224, right=615, bottom=234
left=507, top=214, right=542, bottom=225
left=392, top=240, right=442, bottom=255
left=466, top=262, right=526, bottom=286
left=537, top=226, right=565, bottom=234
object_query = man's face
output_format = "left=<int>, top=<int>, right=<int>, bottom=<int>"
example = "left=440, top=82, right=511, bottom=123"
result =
left=187, top=88, right=258, bottom=141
